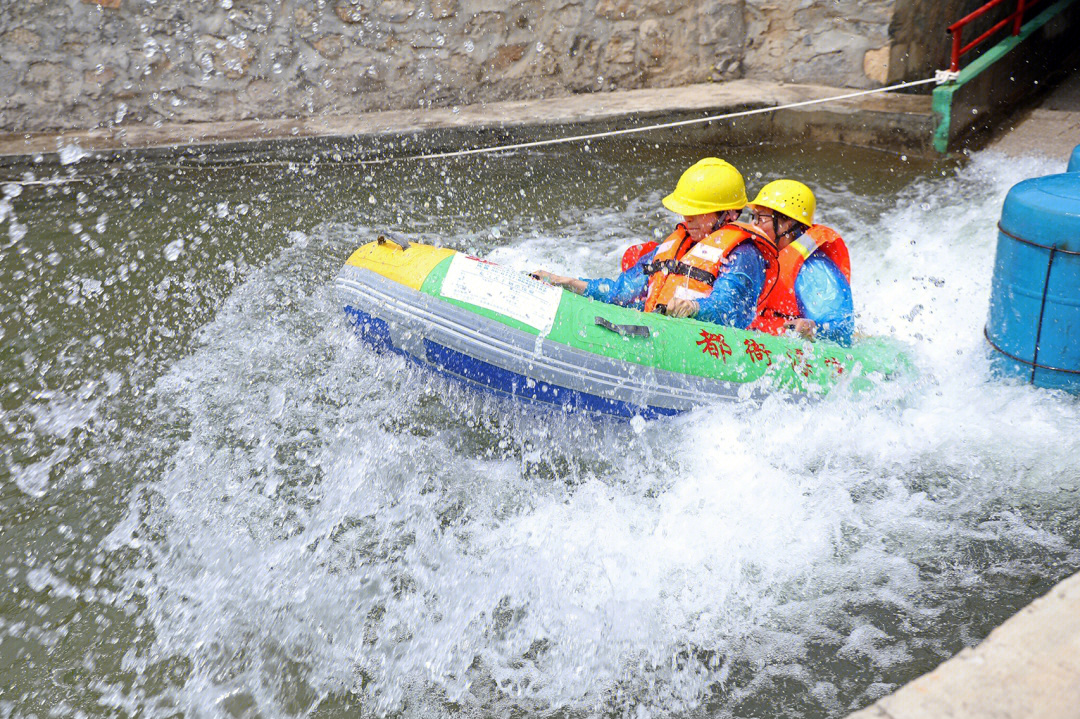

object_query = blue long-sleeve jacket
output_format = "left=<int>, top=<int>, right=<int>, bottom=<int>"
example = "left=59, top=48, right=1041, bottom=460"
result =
left=793, top=254, right=854, bottom=345
left=581, top=243, right=767, bottom=329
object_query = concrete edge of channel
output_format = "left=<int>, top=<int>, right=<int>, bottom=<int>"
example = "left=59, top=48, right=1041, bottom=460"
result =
left=0, top=79, right=937, bottom=169
left=846, top=569, right=1080, bottom=719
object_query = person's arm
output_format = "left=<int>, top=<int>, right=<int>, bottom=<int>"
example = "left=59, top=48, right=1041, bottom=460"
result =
left=536, top=249, right=653, bottom=308
left=581, top=257, right=650, bottom=308
left=531, top=271, right=586, bottom=294
left=692, top=244, right=766, bottom=329
left=793, top=255, right=854, bottom=345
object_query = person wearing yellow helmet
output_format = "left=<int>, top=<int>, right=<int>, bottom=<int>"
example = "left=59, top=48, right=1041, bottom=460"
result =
left=746, top=179, right=854, bottom=345
left=533, top=158, right=778, bottom=328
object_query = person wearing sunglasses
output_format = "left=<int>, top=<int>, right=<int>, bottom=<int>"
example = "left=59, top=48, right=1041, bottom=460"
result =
left=746, top=180, right=854, bottom=345
left=533, top=158, right=777, bottom=328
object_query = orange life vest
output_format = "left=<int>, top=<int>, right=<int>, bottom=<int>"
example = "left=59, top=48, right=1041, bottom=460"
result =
left=621, top=241, right=658, bottom=272
left=751, top=224, right=851, bottom=334
left=642, top=222, right=778, bottom=315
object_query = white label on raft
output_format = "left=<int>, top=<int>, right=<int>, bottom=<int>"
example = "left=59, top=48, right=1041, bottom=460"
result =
left=441, top=255, right=562, bottom=333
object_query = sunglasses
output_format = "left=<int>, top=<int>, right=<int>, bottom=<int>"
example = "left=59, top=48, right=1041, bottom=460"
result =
left=748, top=211, right=776, bottom=223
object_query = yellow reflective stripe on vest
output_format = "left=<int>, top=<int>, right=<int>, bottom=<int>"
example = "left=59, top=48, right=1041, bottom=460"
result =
left=788, top=235, right=818, bottom=260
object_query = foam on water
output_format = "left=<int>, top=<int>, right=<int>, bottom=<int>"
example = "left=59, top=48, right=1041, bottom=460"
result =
left=6, top=147, right=1080, bottom=718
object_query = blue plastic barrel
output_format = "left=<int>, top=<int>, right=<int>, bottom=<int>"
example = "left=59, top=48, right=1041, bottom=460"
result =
left=986, top=173, right=1080, bottom=392
left=1069, top=144, right=1080, bottom=172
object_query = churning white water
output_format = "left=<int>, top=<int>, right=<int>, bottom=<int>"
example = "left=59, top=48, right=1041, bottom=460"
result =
left=3, top=144, right=1079, bottom=719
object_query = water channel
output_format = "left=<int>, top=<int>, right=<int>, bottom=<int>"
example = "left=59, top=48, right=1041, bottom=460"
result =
left=1, top=141, right=1078, bottom=718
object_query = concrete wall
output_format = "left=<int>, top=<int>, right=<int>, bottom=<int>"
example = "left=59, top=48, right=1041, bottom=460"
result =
left=0, top=0, right=957, bottom=134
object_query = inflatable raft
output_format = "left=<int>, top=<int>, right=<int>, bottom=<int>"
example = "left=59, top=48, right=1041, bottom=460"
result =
left=335, top=237, right=912, bottom=418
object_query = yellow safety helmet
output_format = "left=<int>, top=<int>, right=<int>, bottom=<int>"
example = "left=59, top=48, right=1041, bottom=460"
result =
left=749, top=179, right=816, bottom=224
left=662, top=157, right=747, bottom=216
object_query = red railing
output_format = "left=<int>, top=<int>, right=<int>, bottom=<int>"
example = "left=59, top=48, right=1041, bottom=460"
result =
left=947, top=0, right=1044, bottom=71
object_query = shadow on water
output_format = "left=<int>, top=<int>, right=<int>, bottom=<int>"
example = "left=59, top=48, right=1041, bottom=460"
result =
left=1, top=140, right=1078, bottom=718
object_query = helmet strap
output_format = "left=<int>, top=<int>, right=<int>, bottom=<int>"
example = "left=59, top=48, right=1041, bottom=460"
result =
left=711, top=209, right=738, bottom=234
left=776, top=220, right=809, bottom=244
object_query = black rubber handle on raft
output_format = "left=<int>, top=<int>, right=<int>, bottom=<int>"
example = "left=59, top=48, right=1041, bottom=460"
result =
left=594, top=316, right=651, bottom=338
left=377, top=234, right=410, bottom=251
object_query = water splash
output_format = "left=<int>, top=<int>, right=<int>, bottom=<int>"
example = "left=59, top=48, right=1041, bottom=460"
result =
left=3, top=145, right=1079, bottom=719
left=57, top=143, right=91, bottom=166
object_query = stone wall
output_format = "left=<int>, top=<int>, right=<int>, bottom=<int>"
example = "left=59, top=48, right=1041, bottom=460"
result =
left=741, top=0, right=894, bottom=86
left=1, top=0, right=953, bottom=134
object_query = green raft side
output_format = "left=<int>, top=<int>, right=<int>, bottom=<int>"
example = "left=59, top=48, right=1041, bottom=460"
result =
left=419, top=255, right=913, bottom=394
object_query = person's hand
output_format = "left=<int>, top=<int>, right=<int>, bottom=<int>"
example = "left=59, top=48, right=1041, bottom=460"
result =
left=784, top=318, right=817, bottom=340
left=531, top=270, right=586, bottom=295
left=529, top=268, right=557, bottom=282
left=665, top=298, right=699, bottom=318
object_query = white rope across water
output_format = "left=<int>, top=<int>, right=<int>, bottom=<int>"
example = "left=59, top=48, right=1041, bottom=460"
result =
left=370, top=76, right=940, bottom=166
left=4, top=178, right=84, bottom=187
left=2, top=76, right=939, bottom=182
left=229, top=76, right=938, bottom=169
